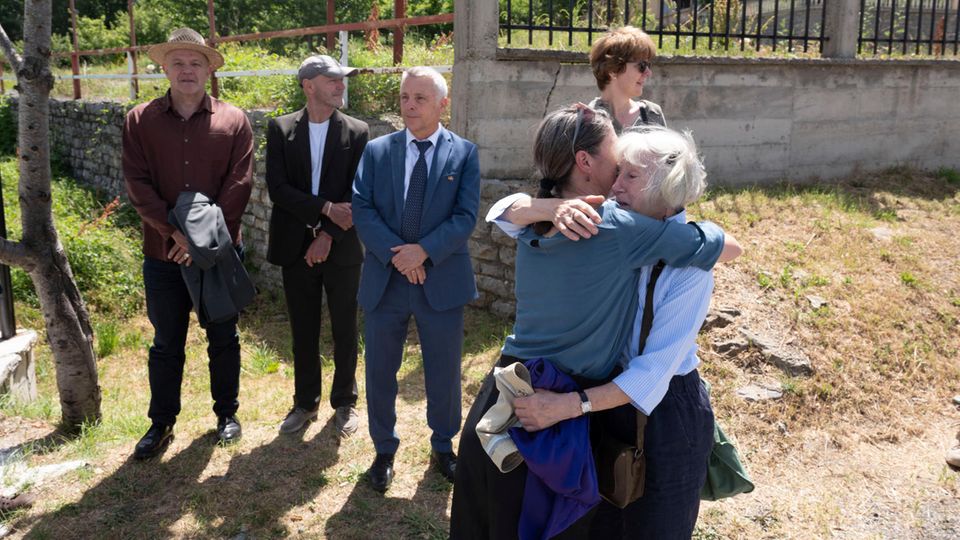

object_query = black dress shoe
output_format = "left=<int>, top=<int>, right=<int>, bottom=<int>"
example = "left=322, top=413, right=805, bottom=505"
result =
left=217, top=416, right=242, bottom=444
left=367, top=453, right=395, bottom=493
left=133, top=423, right=174, bottom=460
left=431, top=450, right=457, bottom=482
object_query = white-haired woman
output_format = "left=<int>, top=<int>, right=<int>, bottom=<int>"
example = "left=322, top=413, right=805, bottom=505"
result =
left=451, top=107, right=740, bottom=539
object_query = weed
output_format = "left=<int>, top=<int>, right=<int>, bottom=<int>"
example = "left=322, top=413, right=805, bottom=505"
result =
left=94, top=321, right=120, bottom=358
left=874, top=208, right=899, bottom=222
left=900, top=272, right=918, bottom=287
left=779, top=264, right=795, bottom=289
left=757, top=271, right=773, bottom=289
left=937, top=167, right=960, bottom=185
left=246, top=342, right=281, bottom=375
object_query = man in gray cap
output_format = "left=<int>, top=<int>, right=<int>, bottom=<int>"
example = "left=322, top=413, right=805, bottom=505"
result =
left=265, top=55, right=369, bottom=437
left=123, top=27, right=253, bottom=459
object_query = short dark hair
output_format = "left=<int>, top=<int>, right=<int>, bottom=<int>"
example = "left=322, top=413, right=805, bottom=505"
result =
left=589, top=26, right=657, bottom=91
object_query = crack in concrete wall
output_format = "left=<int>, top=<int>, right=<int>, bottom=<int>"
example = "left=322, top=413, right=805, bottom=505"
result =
left=542, top=63, right=562, bottom=119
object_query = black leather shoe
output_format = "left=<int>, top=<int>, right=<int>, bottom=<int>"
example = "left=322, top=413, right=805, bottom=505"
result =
left=217, top=416, right=242, bottom=444
left=367, top=453, right=395, bottom=493
left=431, top=450, right=457, bottom=483
left=133, top=423, right=174, bottom=460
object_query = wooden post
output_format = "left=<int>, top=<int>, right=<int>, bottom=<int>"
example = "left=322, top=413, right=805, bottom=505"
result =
left=393, top=0, right=407, bottom=65
left=207, top=0, right=219, bottom=98
left=68, top=0, right=82, bottom=99
left=326, top=0, right=336, bottom=51
left=128, top=0, right=139, bottom=98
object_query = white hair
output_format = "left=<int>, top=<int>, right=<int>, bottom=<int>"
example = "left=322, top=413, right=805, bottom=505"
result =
left=401, top=66, right=448, bottom=101
left=616, top=126, right=707, bottom=210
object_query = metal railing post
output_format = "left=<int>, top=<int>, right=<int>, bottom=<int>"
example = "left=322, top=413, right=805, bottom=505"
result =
left=0, top=168, right=16, bottom=340
left=394, top=0, right=407, bottom=64
left=128, top=0, right=139, bottom=99
left=68, top=0, right=82, bottom=99
left=340, top=31, right=349, bottom=109
left=207, top=0, right=220, bottom=98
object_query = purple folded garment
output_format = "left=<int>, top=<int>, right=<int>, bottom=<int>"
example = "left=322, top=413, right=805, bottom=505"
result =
left=509, top=358, right=601, bottom=540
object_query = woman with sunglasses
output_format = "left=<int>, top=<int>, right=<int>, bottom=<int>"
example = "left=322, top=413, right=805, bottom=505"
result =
left=449, top=104, right=740, bottom=539
left=589, top=26, right=665, bottom=133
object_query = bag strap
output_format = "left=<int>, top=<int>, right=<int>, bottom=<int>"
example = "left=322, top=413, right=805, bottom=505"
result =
left=634, top=260, right=665, bottom=447
left=639, top=102, right=649, bottom=125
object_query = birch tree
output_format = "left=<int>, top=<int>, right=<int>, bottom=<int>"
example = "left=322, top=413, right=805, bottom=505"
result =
left=0, top=0, right=101, bottom=428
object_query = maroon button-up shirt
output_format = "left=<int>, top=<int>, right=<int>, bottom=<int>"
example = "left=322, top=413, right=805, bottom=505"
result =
left=122, top=91, right=253, bottom=261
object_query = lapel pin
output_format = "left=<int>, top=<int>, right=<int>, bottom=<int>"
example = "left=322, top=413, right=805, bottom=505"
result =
left=447, top=175, right=455, bottom=182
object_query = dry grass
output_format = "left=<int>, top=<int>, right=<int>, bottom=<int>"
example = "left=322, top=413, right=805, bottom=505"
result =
left=0, top=167, right=958, bottom=539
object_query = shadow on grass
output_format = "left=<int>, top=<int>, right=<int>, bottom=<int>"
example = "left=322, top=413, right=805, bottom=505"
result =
left=325, top=462, right=453, bottom=540
left=20, top=419, right=347, bottom=538
left=21, top=433, right=216, bottom=539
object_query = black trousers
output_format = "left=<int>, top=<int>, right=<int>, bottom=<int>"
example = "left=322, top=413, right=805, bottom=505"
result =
left=143, top=257, right=241, bottom=426
left=588, top=369, right=714, bottom=540
left=281, top=233, right=360, bottom=411
left=449, top=354, right=596, bottom=540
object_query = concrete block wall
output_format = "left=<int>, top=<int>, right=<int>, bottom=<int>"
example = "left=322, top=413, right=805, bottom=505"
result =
left=454, top=56, right=960, bottom=184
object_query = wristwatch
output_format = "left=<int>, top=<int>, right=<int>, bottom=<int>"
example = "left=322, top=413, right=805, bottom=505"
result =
left=576, top=389, right=592, bottom=415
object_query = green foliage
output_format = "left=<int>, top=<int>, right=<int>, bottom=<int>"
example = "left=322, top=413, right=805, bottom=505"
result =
left=937, top=167, right=960, bottom=185
left=900, top=271, right=918, bottom=287
left=0, top=157, right=144, bottom=319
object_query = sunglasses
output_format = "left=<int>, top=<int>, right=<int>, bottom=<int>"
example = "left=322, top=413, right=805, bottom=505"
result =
left=635, top=60, right=651, bottom=73
left=571, top=103, right=597, bottom=157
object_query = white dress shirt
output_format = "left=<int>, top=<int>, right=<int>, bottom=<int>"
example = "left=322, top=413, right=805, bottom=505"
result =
left=403, top=124, right=443, bottom=199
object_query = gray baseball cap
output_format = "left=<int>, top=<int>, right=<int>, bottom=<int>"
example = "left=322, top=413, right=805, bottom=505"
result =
left=297, top=55, right=358, bottom=83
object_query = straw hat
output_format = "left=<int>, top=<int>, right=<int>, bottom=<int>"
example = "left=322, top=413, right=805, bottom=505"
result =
left=148, top=28, right=224, bottom=70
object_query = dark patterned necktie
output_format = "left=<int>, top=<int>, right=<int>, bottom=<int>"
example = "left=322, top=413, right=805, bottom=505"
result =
left=400, top=140, right=432, bottom=243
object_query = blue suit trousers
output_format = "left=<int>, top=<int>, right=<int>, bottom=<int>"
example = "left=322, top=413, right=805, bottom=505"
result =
left=364, top=270, right=464, bottom=454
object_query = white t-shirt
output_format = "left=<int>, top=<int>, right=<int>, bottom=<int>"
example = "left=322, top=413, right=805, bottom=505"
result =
left=308, top=119, right=330, bottom=196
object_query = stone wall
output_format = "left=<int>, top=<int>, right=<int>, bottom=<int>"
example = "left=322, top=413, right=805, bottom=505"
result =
left=10, top=98, right=518, bottom=315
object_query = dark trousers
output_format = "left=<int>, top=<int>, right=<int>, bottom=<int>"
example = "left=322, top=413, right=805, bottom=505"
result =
left=281, top=238, right=360, bottom=411
left=450, top=354, right=595, bottom=540
left=143, top=256, right=241, bottom=426
left=364, top=270, right=463, bottom=454
left=588, top=369, right=714, bottom=539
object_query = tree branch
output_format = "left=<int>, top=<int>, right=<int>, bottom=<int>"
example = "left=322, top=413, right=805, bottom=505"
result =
left=0, top=238, right=36, bottom=271
left=0, top=23, right=23, bottom=74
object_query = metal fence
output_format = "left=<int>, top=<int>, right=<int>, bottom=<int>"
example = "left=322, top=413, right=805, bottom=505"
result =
left=858, top=0, right=960, bottom=54
left=500, top=0, right=960, bottom=55
left=500, top=0, right=827, bottom=53
left=0, top=0, right=453, bottom=100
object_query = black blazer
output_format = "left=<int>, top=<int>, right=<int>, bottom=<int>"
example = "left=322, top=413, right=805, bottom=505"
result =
left=265, top=108, right=369, bottom=267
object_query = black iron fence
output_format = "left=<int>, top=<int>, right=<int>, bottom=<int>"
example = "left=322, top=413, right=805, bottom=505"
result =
left=500, top=0, right=960, bottom=55
left=500, top=0, right=827, bottom=54
left=859, top=0, right=959, bottom=54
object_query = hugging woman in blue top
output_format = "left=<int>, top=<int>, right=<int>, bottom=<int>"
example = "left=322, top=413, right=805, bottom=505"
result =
left=449, top=105, right=741, bottom=539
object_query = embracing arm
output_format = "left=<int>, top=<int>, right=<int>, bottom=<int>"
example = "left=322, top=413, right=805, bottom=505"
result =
left=487, top=193, right=605, bottom=241
left=514, top=268, right=715, bottom=430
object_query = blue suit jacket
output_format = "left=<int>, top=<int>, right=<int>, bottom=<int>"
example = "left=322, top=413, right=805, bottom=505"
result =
left=352, top=127, right=480, bottom=312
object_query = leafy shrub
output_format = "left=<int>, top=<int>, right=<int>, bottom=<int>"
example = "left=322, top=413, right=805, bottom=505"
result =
left=0, top=158, right=144, bottom=319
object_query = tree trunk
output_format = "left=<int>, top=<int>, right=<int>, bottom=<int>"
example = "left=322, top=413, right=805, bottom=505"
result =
left=0, top=0, right=101, bottom=428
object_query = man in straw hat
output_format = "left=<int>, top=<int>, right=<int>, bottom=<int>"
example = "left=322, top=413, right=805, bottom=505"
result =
left=264, top=55, right=369, bottom=438
left=122, top=27, right=253, bottom=460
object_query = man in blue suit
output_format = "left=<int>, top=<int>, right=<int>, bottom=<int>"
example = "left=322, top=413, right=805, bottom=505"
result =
left=353, top=66, right=480, bottom=492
